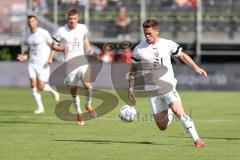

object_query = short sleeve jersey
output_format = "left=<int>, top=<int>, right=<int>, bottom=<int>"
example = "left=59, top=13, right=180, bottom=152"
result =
left=26, top=27, right=52, bottom=66
left=53, top=24, right=88, bottom=61
left=132, top=38, right=182, bottom=86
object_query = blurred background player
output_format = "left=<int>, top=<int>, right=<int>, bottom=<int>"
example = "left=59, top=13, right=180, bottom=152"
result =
left=98, top=43, right=114, bottom=63
left=118, top=41, right=133, bottom=64
left=128, top=19, right=207, bottom=147
left=17, top=15, right=59, bottom=114
left=51, top=9, right=97, bottom=126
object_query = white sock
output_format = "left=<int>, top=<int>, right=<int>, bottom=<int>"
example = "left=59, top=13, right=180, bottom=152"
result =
left=167, top=108, right=174, bottom=125
left=72, top=96, right=82, bottom=114
left=44, top=84, right=57, bottom=94
left=85, top=88, right=92, bottom=107
left=32, top=88, right=44, bottom=110
left=179, top=115, right=200, bottom=142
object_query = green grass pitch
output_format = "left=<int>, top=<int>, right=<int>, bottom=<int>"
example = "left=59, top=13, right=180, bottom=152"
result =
left=0, top=87, right=240, bottom=160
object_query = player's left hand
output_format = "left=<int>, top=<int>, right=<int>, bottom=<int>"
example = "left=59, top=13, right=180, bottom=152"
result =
left=195, top=67, right=208, bottom=78
left=87, top=47, right=94, bottom=55
left=17, top=54, right=28, bottom=61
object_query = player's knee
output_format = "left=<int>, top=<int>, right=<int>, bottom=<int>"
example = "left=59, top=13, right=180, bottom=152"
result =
left=83, top=83, right=92, bottom=89
left=37, top=85, right=44, bottom=91
left=155, top=119, right=168, bottom=131
left=156, top=122, right=167, bottom=131
left=159, top=126, right=167, bottom=131
left=171, top=108, right=178, bottom=115
left=169, top=102, right=184, bottom=117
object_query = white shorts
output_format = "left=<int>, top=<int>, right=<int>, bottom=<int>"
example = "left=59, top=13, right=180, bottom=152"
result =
left=64, top=65, right=88, bottom=86
left=28, top=63, right=50, bottom=82
left=149, top=89, right=181, bottom=114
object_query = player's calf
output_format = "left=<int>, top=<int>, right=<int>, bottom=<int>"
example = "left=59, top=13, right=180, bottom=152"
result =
left=154, top=112, right=168, bottom=131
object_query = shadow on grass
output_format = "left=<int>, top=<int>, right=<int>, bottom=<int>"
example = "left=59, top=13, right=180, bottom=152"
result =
left=203, top=137, right=240, bottom=141
left=0, top=109, right=32, bottom=114
left=167, top=135, right=240, bottom=141
left=0, top=121, right=69, bottom=125
left=52, top=139, right=191, bottom=147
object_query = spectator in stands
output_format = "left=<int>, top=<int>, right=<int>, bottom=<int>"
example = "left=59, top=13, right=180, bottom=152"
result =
left=175, top=0, right=197, bottom=8
left=32, top=0, right=48, bottom=16
left=115, top=5, right=131, bottom=40
left=99, top=43, right=114, bottom=63
left=77, top=0, right=88, bottom=9
left=0, top=20, right=4, bottom=33
left=118, top=41, right=133, bottom=64
left=90, top=0, right=108, bottom=11
left=59, top=0, right=79, bottom=5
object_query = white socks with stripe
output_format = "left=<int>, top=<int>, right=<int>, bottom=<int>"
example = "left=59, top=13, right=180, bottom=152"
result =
left=72, top=96, right=82, bottom=114
left=85, top=88, right=92, bottom=107
left=180, top=115, right=200, bottom=142
left=32, top=88, right=44, bottom=110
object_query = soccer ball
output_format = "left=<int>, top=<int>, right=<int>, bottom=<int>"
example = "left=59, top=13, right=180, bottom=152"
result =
left=119, top=105, right=137, bottom=122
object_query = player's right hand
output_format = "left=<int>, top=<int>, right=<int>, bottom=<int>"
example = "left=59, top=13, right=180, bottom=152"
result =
left=87, top=47, right=94, bottom=55
left=195, top=67, right=208, bottom=78
left=62, top=47, right=68, bottom=54
left=128, top=89, right=136, bottom=105
left=17, top=54, right=27, bottom=61
left=47, top=58, right=53, bottom=64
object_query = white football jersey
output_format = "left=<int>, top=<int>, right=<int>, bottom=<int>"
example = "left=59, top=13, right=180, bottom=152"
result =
left=26, top=27, right=52, bottom=66
left=53, top=24, right=88, bottom=61
left=132, top=38, right=182, bottom=86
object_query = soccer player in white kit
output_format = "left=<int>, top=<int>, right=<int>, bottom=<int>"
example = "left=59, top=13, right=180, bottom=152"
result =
left=128, top=19, right=207, bottom=147
left=51, top=9, right=97, bottom=126
left=17, top=15, right=60, bottom=114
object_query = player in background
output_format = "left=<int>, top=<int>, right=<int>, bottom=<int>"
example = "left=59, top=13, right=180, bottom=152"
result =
left=17, top=15, right=60, bottom=114
left=50, top=9, right=97, bottom=126
left=128, top=19, right=207, bottom=147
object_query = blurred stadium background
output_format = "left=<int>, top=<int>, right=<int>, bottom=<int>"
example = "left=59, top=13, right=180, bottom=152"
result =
left=0, top=0, right=240, bottom=90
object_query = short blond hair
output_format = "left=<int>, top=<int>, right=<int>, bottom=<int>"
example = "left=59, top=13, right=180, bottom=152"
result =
left=67, top=8, right=79, bottom=17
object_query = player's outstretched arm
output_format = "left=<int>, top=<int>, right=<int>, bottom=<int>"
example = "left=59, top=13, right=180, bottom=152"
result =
left=128, top=63, right=137, bottom=104
left=178, top=52, right=208, bottom=78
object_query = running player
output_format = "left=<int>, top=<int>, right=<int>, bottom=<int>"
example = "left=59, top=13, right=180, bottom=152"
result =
left=51, top=9, right=97, bottom=126
left=128, top=19, right=207, bottom=147
left=17, top=15, right=60, bottom=114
